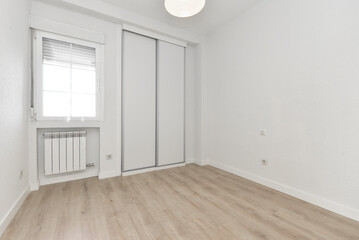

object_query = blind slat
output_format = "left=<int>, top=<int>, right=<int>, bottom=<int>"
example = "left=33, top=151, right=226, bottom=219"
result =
left=43, top=38, right=96, bottom=69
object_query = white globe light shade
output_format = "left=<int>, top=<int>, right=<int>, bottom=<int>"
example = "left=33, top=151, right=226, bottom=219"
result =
left=165, top=0, right=206, bottom=18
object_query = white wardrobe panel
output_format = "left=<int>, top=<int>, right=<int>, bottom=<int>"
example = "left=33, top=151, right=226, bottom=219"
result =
left=122, top=31, right=157, bottom=171
left=157, top=41, right=185, bottom=166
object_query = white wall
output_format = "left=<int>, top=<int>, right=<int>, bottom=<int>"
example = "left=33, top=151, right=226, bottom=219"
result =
left=185, top=45, right=198, bottom=163
left=203, top=0, right=359, bottom=220
left=0, top=0, right=30, bottom=235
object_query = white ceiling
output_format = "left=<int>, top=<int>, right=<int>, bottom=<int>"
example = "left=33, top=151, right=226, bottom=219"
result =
left=102, top=0, right=262, bottom=34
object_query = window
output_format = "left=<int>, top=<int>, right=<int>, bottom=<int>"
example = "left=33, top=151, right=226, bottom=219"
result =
left=33, top=31, right=104, bottom=121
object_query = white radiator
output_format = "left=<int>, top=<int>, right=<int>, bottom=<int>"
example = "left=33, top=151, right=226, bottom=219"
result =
left=44, top=131, right=87, bottom=175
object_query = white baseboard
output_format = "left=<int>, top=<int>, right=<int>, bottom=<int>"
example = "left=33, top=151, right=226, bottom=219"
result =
left=0, top=186, right=30, bottom=237
left=186, top=158, right=195, bottom=164
left=99, top=170, right=122, bottom=179
left=193, top=159, right=208, bottom=166
left=207, top=160, right=359, bottom=222
left=29, top=182, right=39, bottom=191
left=187, top=158, right=208, bottom=166
left=40, top=169, right=98, bottom=186
left=122, top=163, right=186, bottom=176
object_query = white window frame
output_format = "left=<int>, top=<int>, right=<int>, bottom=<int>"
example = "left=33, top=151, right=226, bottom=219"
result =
left=33, top=30, right=104, bottom=121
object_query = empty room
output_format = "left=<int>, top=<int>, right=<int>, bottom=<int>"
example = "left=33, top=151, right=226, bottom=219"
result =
left=1, top=0, right=359, bottom=239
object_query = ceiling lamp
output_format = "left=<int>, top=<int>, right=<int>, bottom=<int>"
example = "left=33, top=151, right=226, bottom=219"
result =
left=165, top=0, right=206, bottom=18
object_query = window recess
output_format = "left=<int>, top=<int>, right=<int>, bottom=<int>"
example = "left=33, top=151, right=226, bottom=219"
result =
left=32, top=30, right=104, bottom=121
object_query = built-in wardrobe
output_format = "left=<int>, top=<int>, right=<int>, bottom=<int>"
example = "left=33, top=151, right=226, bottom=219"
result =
left=122, top=30, right=185, bottom=172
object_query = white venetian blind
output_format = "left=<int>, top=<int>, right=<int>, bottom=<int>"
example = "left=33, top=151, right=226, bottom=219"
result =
left=43, top=37, right=96, bottom=70
left=41, top=37, right=97, bottom=118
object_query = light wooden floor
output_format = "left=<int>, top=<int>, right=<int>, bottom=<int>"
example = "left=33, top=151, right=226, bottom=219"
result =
left=2, top=164, right=359, bottom=240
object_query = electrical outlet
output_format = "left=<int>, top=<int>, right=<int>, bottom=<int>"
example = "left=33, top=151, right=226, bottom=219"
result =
left=19, top=170, right=23, bottom=179
left=106, top=154, right=113, bottom=160
left=261, top=159, right=268, bottom=166
left=86, top=163, right=95, bottom=168
left=260, top=129, right=267, bottom=136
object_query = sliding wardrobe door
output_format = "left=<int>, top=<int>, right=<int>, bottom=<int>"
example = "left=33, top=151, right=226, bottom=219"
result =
left=122, top=31, right=156, bottom=171
left=157, top=41, right=185, bottom=166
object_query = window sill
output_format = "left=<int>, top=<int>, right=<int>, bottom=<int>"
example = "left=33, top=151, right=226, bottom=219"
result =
left=29, top=120, right=103, bottom=129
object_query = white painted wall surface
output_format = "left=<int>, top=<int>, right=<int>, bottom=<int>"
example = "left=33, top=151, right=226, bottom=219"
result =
left=188, top=43, right=205, bottom=165
left=203, top=0, right=359, bottom=220
left=185, top=45, right=197, bottom=163
left=0, top=0, right=30, bottom=235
